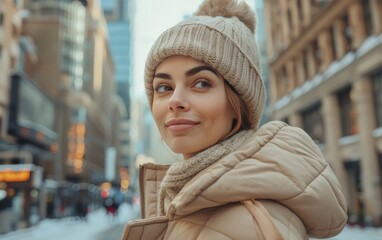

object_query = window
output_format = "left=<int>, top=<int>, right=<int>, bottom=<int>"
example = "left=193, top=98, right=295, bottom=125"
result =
left=282, top=66, right=289, bottom=94
left=287, top=8, right=293, bottom=30
left=297, top=0, right=304, bottom=28
left=344, top=160, right=361, bottom=192
left=301, top=102, right=325, bottom=143
left=294, top=55, right=304, bottom=85
left=311, top=0, right=320, bottom=19
left=337, top=85, right=358, bottom=136
left=362, top=0, right=373, bottom=36
left=344, top=159, right=363, bottom=222
left=330, top=26, right=337, bottom=60
left=0, top=12, right=4, bottom=26
left=379, top=154, right=382, bottom=175
left=0, top=117, right=2, bottom=138
left=312, top=40, right=321, bottom=73
left=343, top=14, right=353, bottom=52
left=372, top=69, right=382, bottom=127
left=302, top=49, right=309, bottom=79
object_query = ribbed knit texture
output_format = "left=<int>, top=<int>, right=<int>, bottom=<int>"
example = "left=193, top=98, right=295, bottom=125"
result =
left=145, top=5, right=266, bottom=129
left=159, top=130, right=254, bottom=214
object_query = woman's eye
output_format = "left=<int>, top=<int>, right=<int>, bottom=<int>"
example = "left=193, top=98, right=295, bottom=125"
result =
left=194, top=80, right=211, bottom=89
left=155, top=84, right=172, bottom=93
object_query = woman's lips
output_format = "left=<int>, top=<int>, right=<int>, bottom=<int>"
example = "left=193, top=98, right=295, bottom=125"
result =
left=165, top=118, right=199, bottom=132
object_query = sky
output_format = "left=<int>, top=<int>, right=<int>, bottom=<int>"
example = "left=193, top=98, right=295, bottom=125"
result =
left=132, top=0, right=255, bottom=99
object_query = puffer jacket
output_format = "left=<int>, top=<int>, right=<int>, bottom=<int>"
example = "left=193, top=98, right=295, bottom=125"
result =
left=122, top=121, right=347, bottom=240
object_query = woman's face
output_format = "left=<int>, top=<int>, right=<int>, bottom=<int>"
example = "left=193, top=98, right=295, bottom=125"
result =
left=152, top=55, right=235, bottom=159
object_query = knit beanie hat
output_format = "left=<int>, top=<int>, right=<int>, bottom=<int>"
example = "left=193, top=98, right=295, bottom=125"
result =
left=145, top=0, right=265, bottom=129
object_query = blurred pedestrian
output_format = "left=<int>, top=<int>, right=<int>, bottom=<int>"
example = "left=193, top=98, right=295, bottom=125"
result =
left=121, top=0, right=348, bottom=239
left=104, top=197, right=117, bottom=222
left=75, top=199, right=87, bottom=221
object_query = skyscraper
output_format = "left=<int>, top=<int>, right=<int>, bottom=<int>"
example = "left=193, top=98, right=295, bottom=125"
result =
left=265, top=0, right=382, bottom=226
left=101, top=0, right=134, bottom=189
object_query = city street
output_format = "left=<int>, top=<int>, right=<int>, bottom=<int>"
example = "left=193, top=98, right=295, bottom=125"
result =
left=1, top=201, right=382, bottom=240
left=1, top=0, right=382, bottom=239
left=311, top=225, right=382, bottom=240
left=0, top=203, right=140, bottom=240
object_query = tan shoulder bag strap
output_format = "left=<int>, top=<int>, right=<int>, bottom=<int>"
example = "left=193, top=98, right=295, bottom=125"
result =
left=241, top=199, right=284, bottom=240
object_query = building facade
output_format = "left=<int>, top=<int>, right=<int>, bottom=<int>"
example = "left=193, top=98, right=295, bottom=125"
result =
left=254, top=0, right=270, bottom=125
left=0, top=0, right=125, bottom=233
left=100, top=0, right=135, bottom=191
left=0, top=0, right=22, bottom=118
left=0, top=0, right=31, bottom=233
left=265, top=0, right=382, bottom=226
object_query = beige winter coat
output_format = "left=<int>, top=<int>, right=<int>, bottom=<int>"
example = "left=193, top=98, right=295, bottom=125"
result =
left=122, top=121, right=347, bottom=240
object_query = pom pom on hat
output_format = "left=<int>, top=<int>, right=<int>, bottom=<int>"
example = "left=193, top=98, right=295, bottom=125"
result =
left=195, top=0, right=256, bottom=34
left=145, top=0, right=266, bottom=129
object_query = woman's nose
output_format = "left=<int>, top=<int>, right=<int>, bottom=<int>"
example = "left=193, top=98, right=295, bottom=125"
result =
left=168, top=88, right=189, bottom=111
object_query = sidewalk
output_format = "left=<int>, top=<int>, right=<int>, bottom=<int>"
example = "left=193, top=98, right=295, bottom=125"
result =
left=1, top=204, right=381, bottom=240
left=311, top=225, right=382, bottom=240
left=96, top=223, right=126, bottom=240
left=0, top=203, right=140, bottom=240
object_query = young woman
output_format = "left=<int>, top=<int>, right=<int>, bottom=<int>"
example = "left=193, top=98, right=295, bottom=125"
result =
left=122, top=0, right=347, bottom=239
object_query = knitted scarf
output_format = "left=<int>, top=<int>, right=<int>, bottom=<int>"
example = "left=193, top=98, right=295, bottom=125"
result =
left=160, top=130, right=254, bottom=214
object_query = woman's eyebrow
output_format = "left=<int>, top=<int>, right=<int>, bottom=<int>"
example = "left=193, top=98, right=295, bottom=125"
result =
left=185, top=65, right=219, bottom=77
left=154, top=72, right=172, bottom=79
left=154, top=65, right=219, bottom=79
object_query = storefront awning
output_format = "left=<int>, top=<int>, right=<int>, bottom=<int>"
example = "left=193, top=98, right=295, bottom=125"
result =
left=0, top=164, right=43, bottom=189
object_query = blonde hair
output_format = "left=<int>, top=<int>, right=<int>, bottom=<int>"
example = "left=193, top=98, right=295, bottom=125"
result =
left=225, top=82, right=251, bottom=138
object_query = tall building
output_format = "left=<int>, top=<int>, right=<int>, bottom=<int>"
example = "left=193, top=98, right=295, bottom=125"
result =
left=22, top=0, right=119, bottom=182
left=0, top=0, right=22, bottom=114
left=265, top=0, right=382, bottom=226
left=0, top=0, right=32, bottom=233
left=254, top=0, right=270, bottom=125
left=100, top=0, right=134, bottom=189
left=0, top=0, right=124, bottom=232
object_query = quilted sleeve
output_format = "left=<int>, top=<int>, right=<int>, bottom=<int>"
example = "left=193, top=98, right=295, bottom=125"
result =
left=257, top=124, right=348, bottom=237
left=201, top=122, right=348, bottom=237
